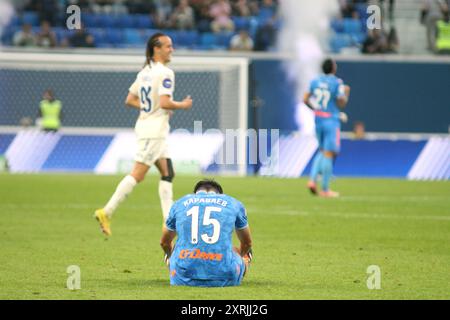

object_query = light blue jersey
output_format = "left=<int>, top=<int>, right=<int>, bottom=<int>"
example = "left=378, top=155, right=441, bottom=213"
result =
left=309, top=74, right=346, bottom=121
left=309, top=74, right=346, bottom=153
left=166, top=192, right=248, bottom=286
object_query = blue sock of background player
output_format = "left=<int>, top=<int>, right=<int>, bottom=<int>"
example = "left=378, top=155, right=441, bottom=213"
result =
left=307, top=151, right=324, bottom=194
left=321, top=156, right=333, bottom=192
left=310, top=151, right=323, bottom=183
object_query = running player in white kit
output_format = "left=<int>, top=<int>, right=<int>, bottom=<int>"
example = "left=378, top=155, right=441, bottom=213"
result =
left=95, top=33, right=193, bottom=236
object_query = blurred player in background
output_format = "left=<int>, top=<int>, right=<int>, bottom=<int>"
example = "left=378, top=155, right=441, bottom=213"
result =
left=95, top=33, right=193, bottom=236
left=304, top=58, right=350, bottom=198
left=160, top=179, right=253, bottom=287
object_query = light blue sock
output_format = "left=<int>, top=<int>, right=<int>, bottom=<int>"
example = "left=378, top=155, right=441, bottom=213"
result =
left=321, top=156, right=333, bottom=192
left=310, top=151, right=323, bottom=182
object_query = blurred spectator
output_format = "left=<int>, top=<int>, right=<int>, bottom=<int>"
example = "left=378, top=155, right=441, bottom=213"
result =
left=19, top=117, right=33, bottom=128
left=258, top=0, right=277, bottom=24
left=379, top=0, right=395, bottom=22
left=339, top=0, right=360, bottom=19
left=153, top=0, right=174, bottom=29
left=36, top=21, right=57, bottom=48
left=254, top=20, right=276, bottom=51
left=67, top=0, right=91, bottom=12
left=125, top=0, right=156, bottom=14
left=38, top=89, right=62, bottom=133
left=26, top=0, right=58, bottom=26
left=210, top=0, right=235, bottom=33
left=435, top=10, right=450, bottom=54
left=421, top=0, right=448, bottom=51
left=362, top=28, right=389, bottom=54
left=62, top=24, right=96, bottom=48
left=91, top=0, right=128, bottom=15
left=171, top=0, right=195, bottom=30
left=352, top=121, right=366, bottom=140
left=13, top=24, right=36, bottom=47
left=253, top=1, right=279, bottom=51
left=387, top=26, right=399, bottom=53
left=232, top=0, right=251, bottom=17
left=230, top=29, right=254, bottom=51
left=193, top=0, right=214, bottom=33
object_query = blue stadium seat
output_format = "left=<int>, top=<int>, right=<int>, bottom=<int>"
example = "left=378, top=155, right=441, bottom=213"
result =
left=116, top=14, right=135, bottom=28
left=22, top=11, right=39, bottom=27
left=104, top=29, right=123, bottom=46
left=141, top=29, right=162, bottom=42
left=351, top=32, right=367, bottom=44
left=215, top=31, right=233, bottom=47
left=163, top=30, right=178, bottom=44
left=331, top=19, right=344, bottom=33
left=355, top=3, right=369, bottom=20
left=82, top=13, right=97, bottom=28
left=175, top=30, right=199, bottom=47
left=343, top=18, right=362, bottom=34
left=124, top=28, right=141, bottom=45
left=200, top=32, right=218, bottom=49
left=232, top=16, right=251, bottom=31
left=135, top=14, right=153, bottom=29
left=89, top=28, right=106, bottom=46
left=1, top=26, right=16, bottom=45
left=257, top=8, right=274, bottom=25
left=53, top=27, right=67, bottom=43
left=330, top=34, right=352, bottom=53
left=96, top=14, right=115, bottom=28
left=7, top=15, right=21, bottom=28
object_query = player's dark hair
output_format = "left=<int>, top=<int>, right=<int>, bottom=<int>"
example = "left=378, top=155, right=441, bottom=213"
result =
left=322, top=58, right=335, bottom=74
left=145, top=32, right=167, bottom=65
left=194, top=179, right=224, bottom=194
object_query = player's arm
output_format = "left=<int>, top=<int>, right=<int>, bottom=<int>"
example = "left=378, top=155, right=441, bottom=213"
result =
left=160, top=95, right=193, bottom=110
left=125, top=92, right=141, bottom=110
left=303, top=92, right=315, bottom=110
left=160, top=227, right=177, bottom=258
left=337, top=85, right=351, bottom=108
left=236, top=226, right=252, bottom=257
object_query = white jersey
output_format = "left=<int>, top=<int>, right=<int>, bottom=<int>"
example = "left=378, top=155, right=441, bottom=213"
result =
left=129, top=61, right=175, bottom=139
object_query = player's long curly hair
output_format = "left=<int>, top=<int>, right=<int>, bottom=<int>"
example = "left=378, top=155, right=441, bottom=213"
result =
left=145, top=32, right=167, bottom=66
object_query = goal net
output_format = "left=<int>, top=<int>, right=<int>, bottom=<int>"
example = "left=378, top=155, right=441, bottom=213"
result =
left=0, top=51, right=249, bottom=176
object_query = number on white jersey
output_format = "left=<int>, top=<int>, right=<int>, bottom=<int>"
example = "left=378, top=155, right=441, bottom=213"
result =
left=186, top=206, right=222, bottom=245
left=140, top=86, right=152, bottom=113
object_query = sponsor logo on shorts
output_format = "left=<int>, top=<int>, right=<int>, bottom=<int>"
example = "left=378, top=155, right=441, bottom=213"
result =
left=179, top=249, right=223, bottom=261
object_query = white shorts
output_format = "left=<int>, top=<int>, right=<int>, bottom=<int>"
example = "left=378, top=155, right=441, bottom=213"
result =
left=135, top=138, right=169, bottom=167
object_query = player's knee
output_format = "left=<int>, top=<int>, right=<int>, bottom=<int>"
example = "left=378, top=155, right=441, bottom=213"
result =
left=161, top=173, right=174, bottom=183
left=161, top=159, right=175, bottom=183
left=131, top=173, right=145, bottom=183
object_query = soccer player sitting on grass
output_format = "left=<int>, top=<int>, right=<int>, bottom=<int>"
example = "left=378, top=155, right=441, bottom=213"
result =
left=160, top=179, right=253, bottom=287
left=304, top=58, right=351, bottom=198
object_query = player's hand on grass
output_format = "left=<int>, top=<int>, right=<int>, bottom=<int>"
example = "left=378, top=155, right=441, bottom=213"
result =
left=182, top=95, right=193, bottom=110
left=246, top=249, right=253, bottom=263
left=164, top=254, right=170, bottom=268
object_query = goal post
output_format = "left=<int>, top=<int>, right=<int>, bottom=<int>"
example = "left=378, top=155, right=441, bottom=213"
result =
left=0, top=51, right=249, bottom=176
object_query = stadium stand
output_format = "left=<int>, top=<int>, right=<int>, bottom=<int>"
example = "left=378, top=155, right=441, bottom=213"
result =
left=1, top=0, right=282, bottom=51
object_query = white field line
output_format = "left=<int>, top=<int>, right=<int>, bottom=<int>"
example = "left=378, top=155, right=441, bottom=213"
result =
left=1, top=204, right=449, bottom=221
left=267, top=210, right=450, bottom=221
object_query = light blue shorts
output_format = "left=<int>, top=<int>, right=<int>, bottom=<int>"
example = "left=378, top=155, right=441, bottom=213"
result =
left=169, top=252, right=246, bottom=287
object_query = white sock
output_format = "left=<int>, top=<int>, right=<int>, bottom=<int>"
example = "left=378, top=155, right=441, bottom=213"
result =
left=104, top=175, right=137, bottom=217
left=159, top=180, right=173, bottom=222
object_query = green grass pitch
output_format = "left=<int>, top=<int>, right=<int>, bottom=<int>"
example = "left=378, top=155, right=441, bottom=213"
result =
left=0, top=174, right=449, bottom=300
